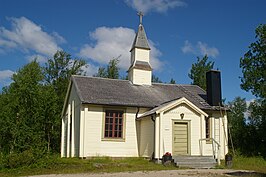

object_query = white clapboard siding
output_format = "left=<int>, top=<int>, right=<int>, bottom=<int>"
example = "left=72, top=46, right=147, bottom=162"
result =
left=162, top=103, right=201, bottom=156
left=82, top=106, right=139, bottom=157
left=139, top=117, right=154, bottom=157
left=61, top=83, right=82, bottom=157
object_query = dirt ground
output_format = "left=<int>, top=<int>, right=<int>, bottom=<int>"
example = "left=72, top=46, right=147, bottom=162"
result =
left=29, top=169, right=264, bottom=177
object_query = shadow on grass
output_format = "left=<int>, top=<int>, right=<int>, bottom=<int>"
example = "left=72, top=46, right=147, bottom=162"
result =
left=226, top=171, right=266, bottom=177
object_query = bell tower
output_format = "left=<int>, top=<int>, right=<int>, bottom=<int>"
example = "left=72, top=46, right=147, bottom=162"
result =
left=128, top=12, right=152, bottom=85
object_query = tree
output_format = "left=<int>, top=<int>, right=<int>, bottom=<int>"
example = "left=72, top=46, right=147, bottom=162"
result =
left=0, top=51, right=88, bottom=156
left=152, top=74, right=162, bottom=83
left=94, top=67, right=107, bottom=78
left=227, top=97, right=247, bottom=153
left=107, top=58, right=119, bottom=79
left=0, top=60, right=45, bottom=153
left=94, top=57, right=120, bottom=79
left=44, top=50, right=86, bottom=106
left=240, top=24, right=266, bottom=99
left=188, top=55, right=214, bottom=90
left=169, top=78, right=176, bottom=84
left=247, top=99, right=266, bottom=157
left=239, top=24, right=266, bottom=157
left=43, top=51, right=86, bottom=152
left=227, top=97, right=266, bottom=157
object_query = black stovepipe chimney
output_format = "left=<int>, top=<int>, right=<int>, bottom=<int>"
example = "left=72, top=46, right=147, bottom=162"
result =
left=206, top=70, right=222, bottom=106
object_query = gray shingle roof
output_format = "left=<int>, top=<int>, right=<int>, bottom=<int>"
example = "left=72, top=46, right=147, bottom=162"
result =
left=72, top=75, right=214, bottom=110
left=130, top=24, right=150, bottom=51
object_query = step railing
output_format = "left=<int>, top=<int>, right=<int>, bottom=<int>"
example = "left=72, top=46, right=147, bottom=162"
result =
left=199, top=138, right=221, bottom=165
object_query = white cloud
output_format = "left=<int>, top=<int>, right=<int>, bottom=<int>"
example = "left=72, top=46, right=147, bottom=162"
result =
left=52, top=32, right=67, bottom=44
left=79, top=26, right=162, bottom=70
left=181, top=40, right=194, bottom=54
left=149, top=40, right=162, bottom=70
left=0, top=17, right=65, bottom=59
left=0, top=38, right=17, bottom=48
left=124, top=0, right=186, bottom=14
left=26, top=54, right=47, bottom=63
left=81, top=63, right=98, bottom=76
left=246, top=99, right=255, bottom=107
left=197, top=41, right=219, bottom=58
left=243, top=99, right=255, bottom=119
left=0, top=70, right=14, bottom=86
left=181, top=40, right=219, bottom=58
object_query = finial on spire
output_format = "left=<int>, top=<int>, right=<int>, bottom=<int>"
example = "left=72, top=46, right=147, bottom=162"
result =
left=137, top=11, right=144, bottom=24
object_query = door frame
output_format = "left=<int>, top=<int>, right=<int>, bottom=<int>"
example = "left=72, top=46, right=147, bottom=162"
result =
left=172, top=120, right=191, bottom=156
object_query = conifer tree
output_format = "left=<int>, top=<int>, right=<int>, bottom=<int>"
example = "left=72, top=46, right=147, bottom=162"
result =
left=188, top=55, right=214, bottom=90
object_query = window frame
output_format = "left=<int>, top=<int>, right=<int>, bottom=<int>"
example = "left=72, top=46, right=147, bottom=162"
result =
left=102, top=108, right=126, bottom=141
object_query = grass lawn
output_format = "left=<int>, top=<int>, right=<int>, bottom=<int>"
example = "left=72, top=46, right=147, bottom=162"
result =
left=1, top=155, right=266, bottom=177
left=230, top=156, right=266, bottom=173
left=0, top=156, right=177, bottom=177
left=218, top=156, right=266, bottom=175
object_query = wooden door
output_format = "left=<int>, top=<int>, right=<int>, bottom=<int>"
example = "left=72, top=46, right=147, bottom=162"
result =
left=172, top=122, right=188, bottom=155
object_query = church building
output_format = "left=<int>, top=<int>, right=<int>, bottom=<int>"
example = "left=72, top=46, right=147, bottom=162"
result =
left=61, top=13, right=228, bottom=167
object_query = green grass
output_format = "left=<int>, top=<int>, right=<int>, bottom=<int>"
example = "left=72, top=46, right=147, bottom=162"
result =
left=1, top=154, right=266, bottom=177
left=0, top=155, right=177, bottom=177
left=232, top=156, right=266, bottom=173
left=220, top=156, right=266, bottom=174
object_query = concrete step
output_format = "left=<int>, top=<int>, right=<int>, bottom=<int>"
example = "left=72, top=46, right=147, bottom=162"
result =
left=173, top=156, right=217, bottom=169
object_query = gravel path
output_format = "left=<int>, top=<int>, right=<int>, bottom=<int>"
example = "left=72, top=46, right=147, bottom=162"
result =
left=28, top=169, right=256, bottom=177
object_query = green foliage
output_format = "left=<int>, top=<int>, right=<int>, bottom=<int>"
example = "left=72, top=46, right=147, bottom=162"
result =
left=169, top=78, right=176, bottom=84
left=240, top=24, right=266, bottom=99
left=247, top=100, right=266, bottom=157
left=152, top=74, right=162, bottom=83
left=5, top=150, right=35, bottom=168
left=238, top=24, right=266, bottom=158
left=107, top=58, right=120, bottom=79
left=226, top=156, right=266, bottom=173
left=188, top=55, right=214, bottom=90
left=0, top=61, right=45, bottom=153
left=120, top=75, right=129, bottom=80
left=94, top=67, right=108, bottom=78
left=94, top=57, right=120, bottom=79
left=43, top=51, right=86, bottom=152
left=0, top=51, right=86, bottom=157
left=228, top=97, right=266, bottom=157
left=44, top=50, right=86, bottom=105
left=227, top=97, right=247, bottom=152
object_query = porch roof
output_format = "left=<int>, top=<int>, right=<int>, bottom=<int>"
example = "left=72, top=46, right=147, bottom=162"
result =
left=137, top=97, right=209, bottom=119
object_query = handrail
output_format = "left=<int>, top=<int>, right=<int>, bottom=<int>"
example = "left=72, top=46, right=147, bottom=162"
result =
left=199, top=138, right=221, bottom=165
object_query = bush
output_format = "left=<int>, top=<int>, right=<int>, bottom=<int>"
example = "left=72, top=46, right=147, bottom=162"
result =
left=0, top=153, right=4, bottom=170
left=5, top=150, right=35, bottom=168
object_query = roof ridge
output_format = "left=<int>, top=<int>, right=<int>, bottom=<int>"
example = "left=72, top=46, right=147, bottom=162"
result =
left=72, top=75, right=130, bottom=82
left=152, top=83, right=196, bottom=86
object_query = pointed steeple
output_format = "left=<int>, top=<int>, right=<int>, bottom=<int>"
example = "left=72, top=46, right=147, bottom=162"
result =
left=128, top=12, right=152, bottom=85
left=130, top=12, right=150, bottom=51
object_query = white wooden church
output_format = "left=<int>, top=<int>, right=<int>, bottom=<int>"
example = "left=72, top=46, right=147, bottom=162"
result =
left=61, top=13, right=228, bottom=166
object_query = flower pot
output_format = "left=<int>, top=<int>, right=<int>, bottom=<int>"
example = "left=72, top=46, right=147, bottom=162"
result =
left=162, top=155, right=172, bottom=163
left=225, top=154, right=233, bottom=168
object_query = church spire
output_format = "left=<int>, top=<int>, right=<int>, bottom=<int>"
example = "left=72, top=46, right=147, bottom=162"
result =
left=128, top=12, right=152, bottom=85
left=130, top=12, right=150, bottom=51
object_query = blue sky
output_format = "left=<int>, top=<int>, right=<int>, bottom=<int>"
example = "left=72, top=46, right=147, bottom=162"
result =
left=0, top=0, right=265, bottom=103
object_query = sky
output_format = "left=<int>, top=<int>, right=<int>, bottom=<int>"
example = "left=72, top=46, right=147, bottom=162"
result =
left=0, top=0, right=265, bottom=103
